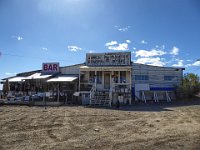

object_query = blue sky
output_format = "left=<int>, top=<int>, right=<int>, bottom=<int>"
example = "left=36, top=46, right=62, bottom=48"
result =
left=1, top=0, right=200, bottom=89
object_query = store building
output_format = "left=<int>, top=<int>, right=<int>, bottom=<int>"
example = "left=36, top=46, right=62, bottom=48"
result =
left=1, top=52, right=184, bottom=106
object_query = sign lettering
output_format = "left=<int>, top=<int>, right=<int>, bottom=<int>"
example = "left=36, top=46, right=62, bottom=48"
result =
left=42, top=63, right=59, bottom=73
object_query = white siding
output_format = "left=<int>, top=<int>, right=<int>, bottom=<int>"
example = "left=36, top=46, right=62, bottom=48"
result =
left=60, top=64, right=83, bottom=75
left=132, top=63, right=183, bottom=88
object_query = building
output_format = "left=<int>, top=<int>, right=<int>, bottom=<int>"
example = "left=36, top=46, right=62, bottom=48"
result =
left=1, top=52, right=184, bottom=106
left=79, top=52, right=132, bottom=106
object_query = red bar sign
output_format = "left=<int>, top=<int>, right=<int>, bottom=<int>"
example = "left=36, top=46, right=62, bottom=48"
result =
left=42, top=63, right=59, bottom=73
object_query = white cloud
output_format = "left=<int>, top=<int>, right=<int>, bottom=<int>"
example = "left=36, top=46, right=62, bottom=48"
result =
left=133, top=47, right=136, bottom=50
left=170, top=46, right=179, bottom=55
left=135, top=57, right=165, bottom=66
left=155, top=45, right=165, bottom=50
left=126, top=40, right=131, bottom=43
left=172, top=59, right=184, bottom=67
left=105, top=40, right=130, bottom=51
left=135, top=49, right=166, bottom=57
left=185, top=64, right=192, bottom=67
left=68, top=45, right=82, bottom=52
left=107, top=43, right=129, bottom=51
left=5, top=72, right=16, bottom=76
left=88, top=50, right=94, bottom=53
left=11, top=35, right=23, bottom=41
left=186, top=61, right=200, bottom=67
left=105, top=41, right=118, bottom=46
left=17, top=36, right=23, bottom=40
left=5, top=72, right=12, bottom=75
left=42, top=47, right=48, bottom=51
left=193, top=61, right=200, bottom=66
left=141, top=40, right=148, bottom=44
left=114, top=26, right=131, bottom=32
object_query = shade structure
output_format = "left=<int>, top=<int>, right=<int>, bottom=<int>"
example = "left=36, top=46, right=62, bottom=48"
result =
left=8, top=77, right=26, bottom=82
left=24, top=73, right=52, bottom=80
left=47, top=76, right=77, bottom=82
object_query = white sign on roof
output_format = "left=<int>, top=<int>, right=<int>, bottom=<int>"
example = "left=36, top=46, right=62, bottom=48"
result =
left=86, top=52, right=131, bottom=66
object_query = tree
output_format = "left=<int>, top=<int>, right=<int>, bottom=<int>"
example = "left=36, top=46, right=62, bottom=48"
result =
left=179, top=73, right=200, bottom=98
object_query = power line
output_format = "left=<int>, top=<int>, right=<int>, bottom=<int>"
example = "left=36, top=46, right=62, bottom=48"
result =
left=0, top=52, right=68, bottom=62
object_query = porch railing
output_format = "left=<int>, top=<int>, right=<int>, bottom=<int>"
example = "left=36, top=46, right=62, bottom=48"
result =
left=89, top=84, right=96, bottom=105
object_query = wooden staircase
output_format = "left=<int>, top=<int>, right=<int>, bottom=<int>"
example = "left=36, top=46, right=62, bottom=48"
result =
left=90, top=91, right=111, bottom=107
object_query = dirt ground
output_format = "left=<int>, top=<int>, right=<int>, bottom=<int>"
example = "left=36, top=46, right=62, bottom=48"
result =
left=0, top=103, right=200, bottom=150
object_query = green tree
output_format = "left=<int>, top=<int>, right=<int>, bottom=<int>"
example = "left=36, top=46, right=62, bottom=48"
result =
left=180, top=73, right=200, bottom=98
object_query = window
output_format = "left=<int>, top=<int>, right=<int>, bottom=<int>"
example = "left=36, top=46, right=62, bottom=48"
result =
left=120, top=71, right=126, bottom=83
left=164, top=76, right=177, bottom=81
left=89, top=71, right=95, bottom=83
left=135, top=75, right=149, bottom=80
left=114, top=71, right=119, bottom=83
left=97, top=71, right=102, bottom=84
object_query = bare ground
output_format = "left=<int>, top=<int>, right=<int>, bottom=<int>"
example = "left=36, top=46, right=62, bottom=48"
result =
left=0, top=103, right=200, bottom=150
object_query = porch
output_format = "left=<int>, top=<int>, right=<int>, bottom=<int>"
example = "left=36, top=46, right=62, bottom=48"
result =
left=79, top=66, right=132, bottom=106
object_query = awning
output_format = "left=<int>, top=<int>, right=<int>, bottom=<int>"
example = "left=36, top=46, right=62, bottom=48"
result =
left=24, top=73, right=52, bottom=80
left=47, top=76, right=77, bottom=82
left=8, top=77, right=26, bottom=82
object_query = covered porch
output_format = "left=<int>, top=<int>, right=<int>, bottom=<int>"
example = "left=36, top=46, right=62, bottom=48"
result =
left=79, top=66, right=132, bottom=106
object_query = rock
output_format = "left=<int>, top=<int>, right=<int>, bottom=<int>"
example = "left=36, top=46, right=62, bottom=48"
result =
left=94, top=128, right=100, bottom=132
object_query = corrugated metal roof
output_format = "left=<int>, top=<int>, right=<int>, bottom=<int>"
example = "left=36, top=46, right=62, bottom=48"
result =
left=8, top=77, right=26, bottom=82
left=47, top=76, right=77, bottom=82
left=24, top=73, right=52, bottom=79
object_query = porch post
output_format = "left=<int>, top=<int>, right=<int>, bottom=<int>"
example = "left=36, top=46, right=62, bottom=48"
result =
left=111, top=71, right=114, bottom=89
left=129, top=69, right=132, bottom=104
left=57, top=83, right=60, bottom=103
left=111, top=71, right=114, bottom=103
left=95, top=71, right=97, bottom=91
left=118, top=71, right=120, bottom=83
left=79, top=70, right=81, bottom=91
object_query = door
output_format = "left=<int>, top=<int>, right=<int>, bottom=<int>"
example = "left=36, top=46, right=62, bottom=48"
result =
left=104, top=72, right=111, bottom=89
left=82, top=93, right=90, bottom=105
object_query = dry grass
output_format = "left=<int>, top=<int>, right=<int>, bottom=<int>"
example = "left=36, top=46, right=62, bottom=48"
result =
left=0, top=104, right=200, bottom=150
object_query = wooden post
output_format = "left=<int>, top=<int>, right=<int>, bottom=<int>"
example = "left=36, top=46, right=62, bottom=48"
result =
left=65, top=93, right=67, bottom=104
left=129, top=69, right=132, bottom=105
left=95, top=71, right=97, bottom=91
left=57, top=83, right=59, bottom=103
left=118, top=71, right=120, bottom=83
left=79, top=70, right=81, bottom=91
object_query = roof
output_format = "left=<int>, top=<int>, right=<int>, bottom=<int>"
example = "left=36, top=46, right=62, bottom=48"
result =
left=132, top=63, right=185, bottom=70
left=24, top=73, right=52, bottom=79
left=8, top=77, right=27, bottom=82
left=60, top=63, right=85, bottom=69
left=47, top=76, right=78, bottom=82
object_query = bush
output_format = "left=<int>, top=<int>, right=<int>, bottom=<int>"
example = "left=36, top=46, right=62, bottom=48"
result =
left=178, top=73, right=200, bottom=98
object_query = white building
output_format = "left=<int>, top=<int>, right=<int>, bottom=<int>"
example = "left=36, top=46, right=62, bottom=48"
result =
left=1, top=52, right=184, bottom=106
